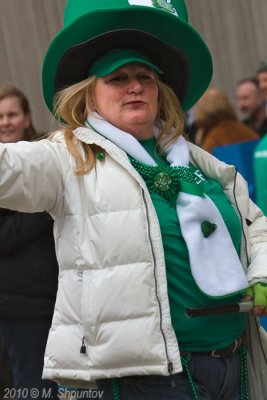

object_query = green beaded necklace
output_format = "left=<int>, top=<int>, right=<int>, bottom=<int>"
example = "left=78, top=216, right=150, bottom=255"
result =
left=128, top=155, right=205, bottom=204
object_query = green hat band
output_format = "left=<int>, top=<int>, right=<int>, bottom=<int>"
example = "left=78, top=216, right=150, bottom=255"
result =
left=89, top=49, right=163, bottom=77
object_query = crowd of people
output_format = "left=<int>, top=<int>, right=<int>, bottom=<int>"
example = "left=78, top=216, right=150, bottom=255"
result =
left=1, top=1, right=267, bottom=400
left=186, top=59, right=267, bottom=228
left=187, top=60, right=267, bottom=149
left=192, top=87, right=259, bottom=153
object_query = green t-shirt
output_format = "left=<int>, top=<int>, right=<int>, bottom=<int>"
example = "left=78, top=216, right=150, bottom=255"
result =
left=137, top=137, right=246, bottom=352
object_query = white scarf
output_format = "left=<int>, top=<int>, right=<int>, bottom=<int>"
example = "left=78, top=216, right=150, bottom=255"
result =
left=87, top=112, right=248, bottom=297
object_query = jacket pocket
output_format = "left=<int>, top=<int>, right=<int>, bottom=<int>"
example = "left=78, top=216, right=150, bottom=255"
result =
left=80, top=263, right=157, bottom=347
left=81, top=269, right=98, bottom=346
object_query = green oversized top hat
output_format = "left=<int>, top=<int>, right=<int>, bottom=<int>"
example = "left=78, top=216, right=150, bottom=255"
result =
left=42, top=0, right=213, bottom=113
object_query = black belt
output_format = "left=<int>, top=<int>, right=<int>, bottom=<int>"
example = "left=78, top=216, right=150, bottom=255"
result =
left=210, top=337, right=243, bottom=358
left=182, top=337, right=243, bottom=358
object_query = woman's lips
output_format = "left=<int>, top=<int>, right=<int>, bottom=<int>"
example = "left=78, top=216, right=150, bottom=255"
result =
left=124, top=100, right=146, bottom=106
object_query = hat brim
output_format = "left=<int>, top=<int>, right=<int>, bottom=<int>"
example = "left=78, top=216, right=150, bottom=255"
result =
left=42, top=7, right=212, bottom=112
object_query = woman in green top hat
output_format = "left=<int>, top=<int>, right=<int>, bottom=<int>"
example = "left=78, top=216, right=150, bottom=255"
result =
left=2, top=1, right=267, bottom=399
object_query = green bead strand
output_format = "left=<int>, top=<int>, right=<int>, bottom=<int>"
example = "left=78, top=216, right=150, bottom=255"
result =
left=240, top=345, right=249, bottom=400
left=111, top=378, right=120, bottom=400
left=181, top=354, right=199, bottom=400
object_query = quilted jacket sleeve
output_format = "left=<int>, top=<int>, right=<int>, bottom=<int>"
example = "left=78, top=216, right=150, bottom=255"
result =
left=0, top=139, right=65, bottom=213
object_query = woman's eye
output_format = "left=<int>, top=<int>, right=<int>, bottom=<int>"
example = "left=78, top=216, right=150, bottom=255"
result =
left=139, top=74, right=153, bottom=81
left=109, top=75, right=126, bottom=82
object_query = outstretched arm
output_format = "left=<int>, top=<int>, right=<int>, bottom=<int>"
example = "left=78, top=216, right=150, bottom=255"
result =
left=0, top=139, right=64, bottom=213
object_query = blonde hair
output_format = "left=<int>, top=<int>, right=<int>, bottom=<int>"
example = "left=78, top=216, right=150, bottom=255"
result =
left=54, top=75, right=185, bottom=175
left=194, top=88, right=237, bottom=133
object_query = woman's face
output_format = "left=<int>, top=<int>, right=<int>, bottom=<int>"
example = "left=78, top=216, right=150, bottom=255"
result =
left=91, top=63, right=159, bottom=139
left=0, top=96, right=30, bottom=143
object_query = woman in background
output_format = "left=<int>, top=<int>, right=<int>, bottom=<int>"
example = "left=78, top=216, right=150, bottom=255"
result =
left=194, top=87, right=259, bottom=153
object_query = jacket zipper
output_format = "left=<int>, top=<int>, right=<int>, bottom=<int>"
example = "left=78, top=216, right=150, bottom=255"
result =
left=80, top=336, right=86, bottom=354
left=85, top=151, right=173, bottom=373
left=141, top=189, right=173, bottom=374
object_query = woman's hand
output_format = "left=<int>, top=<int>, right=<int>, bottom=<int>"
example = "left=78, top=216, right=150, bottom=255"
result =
left=243, top=283, right=267, bottom=316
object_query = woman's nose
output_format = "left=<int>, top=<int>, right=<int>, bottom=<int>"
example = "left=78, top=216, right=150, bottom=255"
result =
left=127, top=79, right=143, bottom=94
left=0, top=116, right=10, bottom=125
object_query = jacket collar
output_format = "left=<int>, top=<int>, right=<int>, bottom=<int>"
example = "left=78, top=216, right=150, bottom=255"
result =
left=188, top=141, right=237, bottom=187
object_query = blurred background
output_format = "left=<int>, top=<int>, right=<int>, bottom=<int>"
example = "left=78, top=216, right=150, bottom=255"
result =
left=0, top=0, right=267, bottom=133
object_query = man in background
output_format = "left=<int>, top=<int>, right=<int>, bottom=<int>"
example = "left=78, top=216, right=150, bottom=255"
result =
left=236, top=77, right=267, bottom=137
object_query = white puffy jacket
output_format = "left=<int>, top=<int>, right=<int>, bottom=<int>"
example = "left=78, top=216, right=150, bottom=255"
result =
left=0, top=127, right=267, bottom=397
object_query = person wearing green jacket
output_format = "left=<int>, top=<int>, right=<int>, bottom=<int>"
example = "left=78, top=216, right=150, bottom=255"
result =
left=254, top=134, right=267, bottom=215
